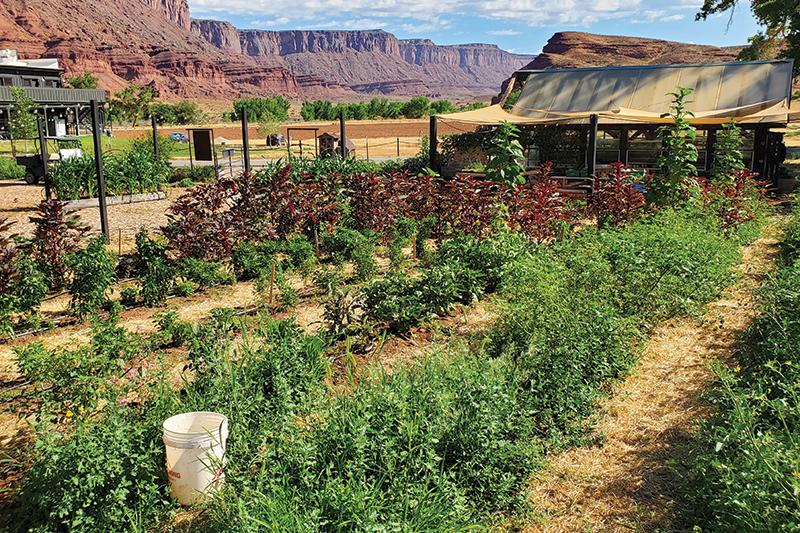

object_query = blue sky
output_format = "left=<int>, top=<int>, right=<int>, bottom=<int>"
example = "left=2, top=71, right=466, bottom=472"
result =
left=187, top=0, right=762, bottom=56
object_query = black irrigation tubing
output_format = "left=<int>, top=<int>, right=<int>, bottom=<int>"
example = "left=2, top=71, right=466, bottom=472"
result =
left=0, top=383, right=53, bottom=406
left=0, top=380, right=31, bottom=396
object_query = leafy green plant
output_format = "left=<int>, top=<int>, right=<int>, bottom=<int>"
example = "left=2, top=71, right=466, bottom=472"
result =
left=231, top=240, right=277, bottom=281
left=711, top=121, right=745, bottom=183
left=48, top=154, right=98, bottom=200
left=683, top=228, right=800, bottom=530
left=653, top=87, right=699, bottom=206
left=363, top=272, right=428, bottom=333
left=389, top=217, right=416, bottom=270
left=178, top=257, right=226, bottom=291
left=68, top=235, right=117, bottom=319
left=152, top=308, right=193, bottom=347
left=119, top=284, right=139, bottom=307
left=104, top=144, right=170, bottom=196
left=133, top=229, right=174, bottom=307
left=172, top=280, right=195, bottom=297
left=485, top=121, right=526, bottom=187
left=12, top=404, right=174, bottom=533
left=170, top=165, right=218, bottom=184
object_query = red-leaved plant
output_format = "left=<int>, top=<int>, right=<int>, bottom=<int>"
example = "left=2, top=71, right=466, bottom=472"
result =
left=22, top=200, right=90, bottom=290
left=699, top=168, right=766, bottom=238
left=590, top=163, right=646, bottom=228
left=507, top=163, right=571, bottom=242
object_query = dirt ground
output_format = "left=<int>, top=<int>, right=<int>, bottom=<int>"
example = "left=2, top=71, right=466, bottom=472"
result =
left=112, top=118, right=478, bottom=160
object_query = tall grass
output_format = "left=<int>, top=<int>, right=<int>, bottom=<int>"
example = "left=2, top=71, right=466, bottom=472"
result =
left=682, top=197, right=800, bottom=531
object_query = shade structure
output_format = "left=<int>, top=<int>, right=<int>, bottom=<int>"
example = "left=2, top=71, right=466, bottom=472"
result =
left=436, top=59, right=794, bottom=126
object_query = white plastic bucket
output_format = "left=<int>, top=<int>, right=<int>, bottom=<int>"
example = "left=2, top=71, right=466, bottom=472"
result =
left=162, top=411, right=229, bottom=505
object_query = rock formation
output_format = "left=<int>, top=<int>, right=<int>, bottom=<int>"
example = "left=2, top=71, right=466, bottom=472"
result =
left=494, top=31, right=745, bottom=103
left=191, top=24, right=535, bottom=96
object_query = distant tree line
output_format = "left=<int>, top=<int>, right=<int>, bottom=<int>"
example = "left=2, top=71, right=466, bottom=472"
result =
left=232, top=96, right=291, bottom=122
left=300, top=96, right=486, bottom=122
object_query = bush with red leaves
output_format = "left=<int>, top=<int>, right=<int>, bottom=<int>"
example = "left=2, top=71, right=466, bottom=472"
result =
left=590, top=163, right=646, bottom=228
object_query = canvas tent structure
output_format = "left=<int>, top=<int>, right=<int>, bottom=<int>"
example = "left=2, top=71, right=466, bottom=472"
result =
left=431, top=59, right=794, bottom=184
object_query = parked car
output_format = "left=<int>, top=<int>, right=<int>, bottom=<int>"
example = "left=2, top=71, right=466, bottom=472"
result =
left=168, top=132, right=189, bottom=143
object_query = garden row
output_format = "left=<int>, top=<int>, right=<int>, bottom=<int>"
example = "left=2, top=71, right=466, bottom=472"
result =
left=681, top=194, right=800, bottom=531
left=4, top=200, right=760, bottom=533
left=2, top=105, right=775, bottom=531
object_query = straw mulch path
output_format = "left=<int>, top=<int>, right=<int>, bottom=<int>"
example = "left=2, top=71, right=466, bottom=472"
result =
left=523, top=231, right=781, bottom=533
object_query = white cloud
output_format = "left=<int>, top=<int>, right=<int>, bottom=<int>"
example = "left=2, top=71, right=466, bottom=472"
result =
left=188, top=0, right=711, bottom=30
left=629, top=10, right=685, bottom=24
left=249, top=17, right=291, bottom=27
left=489, top=29, right=521, bottom=35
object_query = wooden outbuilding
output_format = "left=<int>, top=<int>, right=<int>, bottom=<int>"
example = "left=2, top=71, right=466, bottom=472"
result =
left=318, top=132, right=356, bottom=158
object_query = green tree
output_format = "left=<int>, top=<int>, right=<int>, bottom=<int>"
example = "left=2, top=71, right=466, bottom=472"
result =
left=110, top=85, right=156, bottom=127
left=402, top=96, right=430, bottom=119
left=696, top=0, right=800, bottom=76
left=430, top=100, right=456, bottom=115
left=67, top=71, right=99, bottom=90
left=9, top=87, right=38, bottom=140
left=232, top=96, right=290, bottom=122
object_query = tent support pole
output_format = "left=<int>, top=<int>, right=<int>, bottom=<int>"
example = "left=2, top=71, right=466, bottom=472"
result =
left=429, top=115, right=438, bottom=173
left=498, top=73, right=518, bottom=108
left=588, top=113, right=598, bottom=176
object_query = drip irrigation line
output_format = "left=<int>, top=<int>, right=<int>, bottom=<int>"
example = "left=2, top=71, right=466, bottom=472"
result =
left=0, top=380, right=31, bottom=396
left=0, top=383, right=53, bottom=405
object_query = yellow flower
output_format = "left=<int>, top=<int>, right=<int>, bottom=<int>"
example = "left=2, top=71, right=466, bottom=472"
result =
left=65, top=410, right=73, bottom=418
left=734, top=366, right=741, bottom=373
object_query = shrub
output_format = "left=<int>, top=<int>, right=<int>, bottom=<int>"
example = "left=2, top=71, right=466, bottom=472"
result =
left=131, top=131, right=180, bottom=160
left=133, top=229, right=174, bottom=307
left=21, top=199, right=90, bottom=290
left=170, top=165, right=218, bottom=184
left=0, top=156, right=25, bottom=180
left=68, top=235, right=117, bottom=319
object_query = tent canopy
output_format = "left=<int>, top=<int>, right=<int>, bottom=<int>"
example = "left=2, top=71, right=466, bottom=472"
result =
left=436, top=60, right=794, bottom=126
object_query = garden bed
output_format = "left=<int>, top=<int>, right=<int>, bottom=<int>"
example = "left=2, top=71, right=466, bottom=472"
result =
left=0, top=146, right=783, bottom=532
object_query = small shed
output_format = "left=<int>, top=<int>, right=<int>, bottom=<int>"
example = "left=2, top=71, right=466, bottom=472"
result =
left=318, top=132, right=356, bottom=158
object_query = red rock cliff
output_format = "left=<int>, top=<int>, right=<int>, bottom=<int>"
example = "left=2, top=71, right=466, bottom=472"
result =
left=192, top=24, right=534, bottom=96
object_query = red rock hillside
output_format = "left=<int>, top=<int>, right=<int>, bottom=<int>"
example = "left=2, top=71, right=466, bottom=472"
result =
left=495, top=31, right=745, bottom=100
left=0, top=0, right=534, bottom=100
